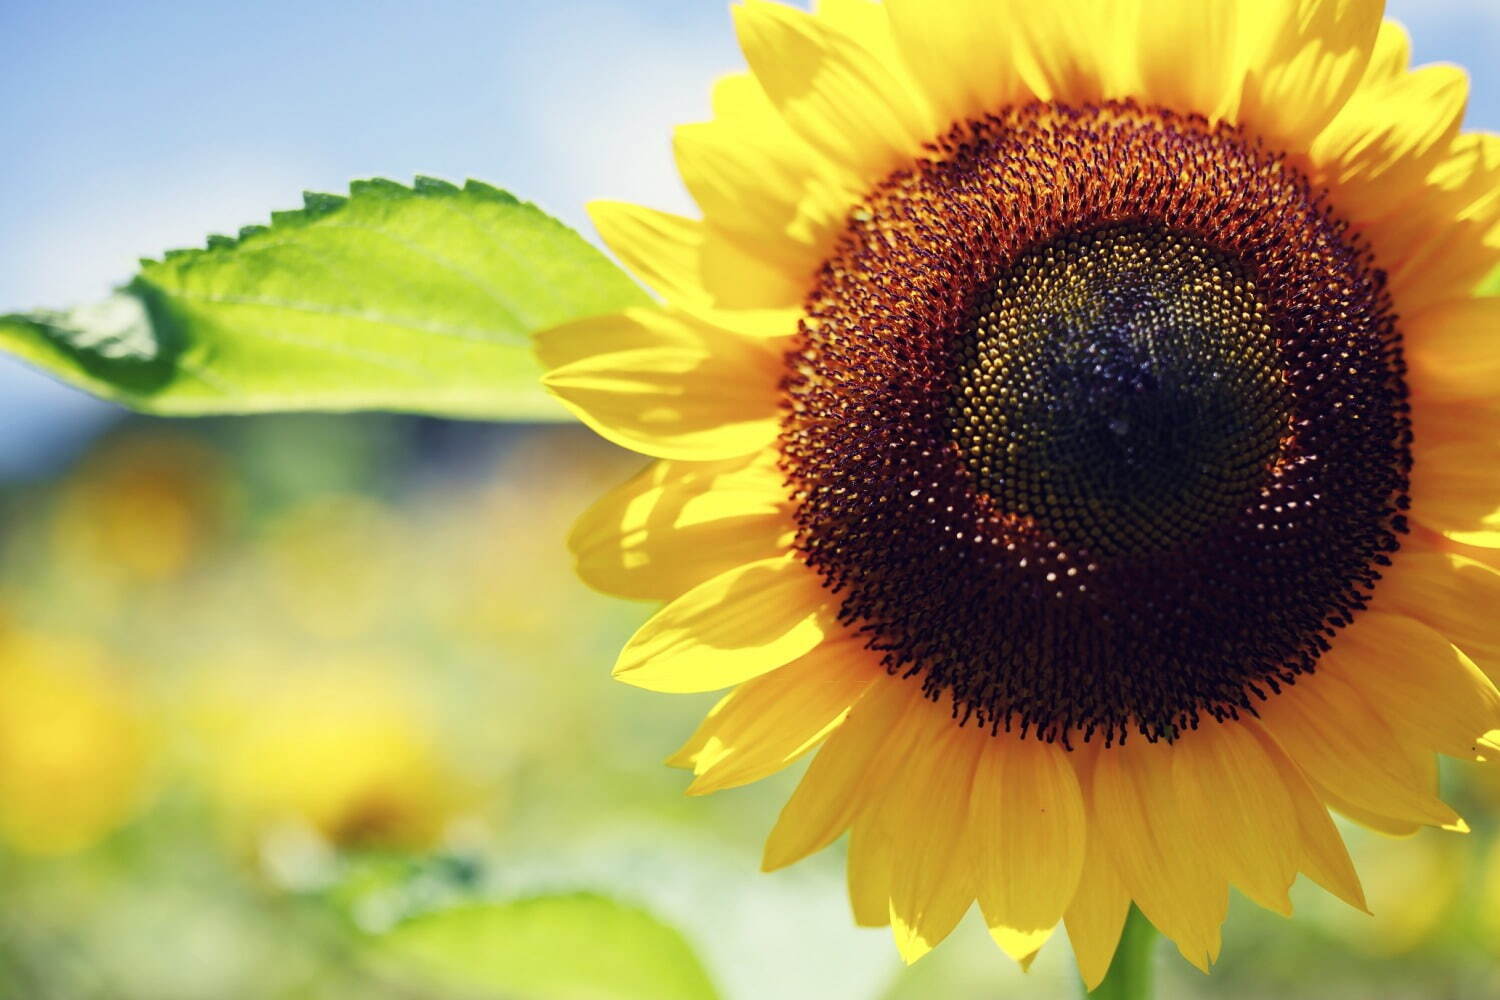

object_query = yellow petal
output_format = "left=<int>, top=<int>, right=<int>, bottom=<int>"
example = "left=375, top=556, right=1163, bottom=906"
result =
left=812, top=0, right=888, bottom=44
left=886, top=713, right=982, bottom=963
left=1361, top=19, right=1411, bottom=84
left=847, top=818, right=896, bottom=927
left=1316, top=741, right=1464, bottom=835
left=674, top=119, right=844, bottom=281
left=1063, top=819, right=1133, bottom=993
left=672, top=76, right=852, bottom=312
left=1409, top=435, right=1500, bottom=547
left=541, top=309, right=783, bottom=462
left=811, top=0, right=925, bottom=106
left=676, top=68, right=856, bottom=263
left=1006, top=0, right=1136, bottom=105
left=613, top=555, right=835, bottom=693
left=988, top=924, right=1054, bottom=968
left=534, top=305, right=700, bottom=373
left=885, top=0, right=1027, bottom=130
left=1319, top=612, right=1500, bottom=761
left=700, top=227, right=813, bottom=310
left=1310, top=25, right=1468, bottom=223
left=1370, top=133, right=1500, bottom=313
left=675, top=302, right=804, bottom=342
left=569, top=454, right=792, bottom=602
left=1233, top=0, right=1383, bottom=152
left=1403, top=298, right=1500, bottom=404
left=1410, top=399, right=1500, bottom=458
left=1317, top=786, right=1423, bottom=837
left=589, top=202, right=707, bottom=305
left=1249, top=721, right=1367, bottom=911
left=1430, top=528, right=1500, bottom=573
left=675, top=636, right=879, bottom=794
left=707, top=67, right=863, bottom=207
left=1127, top=0, right=1243, bottom=120
left=709, top=69, right=770, bottom=122
left=1374, top=548, right=1500, bottom=683
left=733, top=0, right=935, bottom=179
left=1257, top=669, right=1462, bottom=828
left=1092, top=740, right=1227, bottom=972
left=763, top=677, right=920, bottom=871
left=971, top=733, right=1086, bottom=947
left=1170, top=722, right=1299, bottom=916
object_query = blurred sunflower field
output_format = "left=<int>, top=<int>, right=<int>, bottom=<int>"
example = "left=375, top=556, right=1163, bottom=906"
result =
left=0, top=414, right=1492, bottom=1000
left=3, top=1, right=1500, bottom=998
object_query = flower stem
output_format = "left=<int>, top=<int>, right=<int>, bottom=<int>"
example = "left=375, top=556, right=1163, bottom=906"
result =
left=1084, top=906, right=1157, bottom=1000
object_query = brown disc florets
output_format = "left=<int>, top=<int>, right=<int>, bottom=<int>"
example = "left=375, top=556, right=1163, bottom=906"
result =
left=779, top=101, right=1410, bottom=745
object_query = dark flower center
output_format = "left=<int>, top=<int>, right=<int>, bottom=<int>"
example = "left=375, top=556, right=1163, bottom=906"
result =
left=951, top=224, right=1291, bottom=557
left=780, top=102, right=1410, bottom=745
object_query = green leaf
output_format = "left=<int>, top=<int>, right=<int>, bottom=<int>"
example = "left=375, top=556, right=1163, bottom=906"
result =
left=0, top=178, right=648, bottom=419
left=369, top=893, right=720, bottom=1000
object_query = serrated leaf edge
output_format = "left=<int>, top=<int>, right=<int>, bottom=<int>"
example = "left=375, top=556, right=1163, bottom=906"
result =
left=139, top=177, right=554, bottom=267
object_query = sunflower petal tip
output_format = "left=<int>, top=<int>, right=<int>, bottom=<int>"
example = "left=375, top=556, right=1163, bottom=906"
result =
left=1176, top=943, right=1214, bottom=975
left=896, top=946, right=929, bottom=966
left=609, top=658, right=656, bottom=689
left=584, top=197, right=624, bottom=220
left=683, top=775, right=719, bottom=797
left=889, top=919, right=934, bottom=966
left=759, top=844, right=791, bottom=874
left=1260, top=888, right=1295, bottom=919
left=1442, top=815, right=1471, bottom=834
left=663, top=747, right=697, bottom=769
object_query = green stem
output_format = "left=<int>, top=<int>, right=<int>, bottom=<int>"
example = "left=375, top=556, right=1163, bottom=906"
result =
left=1084, top=906, right=1157, bottom=1000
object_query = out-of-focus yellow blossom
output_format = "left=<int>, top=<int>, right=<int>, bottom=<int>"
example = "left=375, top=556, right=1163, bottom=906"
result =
left=53, top=430, right=230, bottom=583
left=199, top=659, right=471, bottom=850
left=1322, top=829, right=1467, bottom=955
left=0, top=632, right=153, bottom=854
left=258, top=495, right=404, bottom=639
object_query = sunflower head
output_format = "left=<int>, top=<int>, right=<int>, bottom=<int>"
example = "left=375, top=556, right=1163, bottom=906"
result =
left=540, top=0, right=1500, bottom=985
left=783, top=99, right=1412, bottom=745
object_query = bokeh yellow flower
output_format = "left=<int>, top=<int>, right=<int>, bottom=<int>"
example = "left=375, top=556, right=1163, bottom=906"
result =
left=197, top=658, right=472, bottom=851
left=0, top=631, right=153, bottom=855
left=1323, top=829, right=1468, bottom=955
left=52, top=430, right=230, bottom=584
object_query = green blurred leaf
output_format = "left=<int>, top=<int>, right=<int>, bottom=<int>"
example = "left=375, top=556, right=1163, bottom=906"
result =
left=370, top=893, right=720, bottom=1000
left=0, top=178, right=647, bottom=419
left=1480, top=263, right=1500, bottom=296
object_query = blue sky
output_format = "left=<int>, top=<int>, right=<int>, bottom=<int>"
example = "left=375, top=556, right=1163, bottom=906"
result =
left=2, top=0, right=1496, bottom=476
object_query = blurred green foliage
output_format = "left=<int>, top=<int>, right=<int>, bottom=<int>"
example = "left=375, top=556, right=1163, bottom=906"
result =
left=370, top=894, right=719, bottom=1000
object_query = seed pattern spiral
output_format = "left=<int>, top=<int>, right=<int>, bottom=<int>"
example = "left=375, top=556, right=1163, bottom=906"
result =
left=950, top=224, right=1292, bottom=557
left=780, top=101, right=1411, bottom=745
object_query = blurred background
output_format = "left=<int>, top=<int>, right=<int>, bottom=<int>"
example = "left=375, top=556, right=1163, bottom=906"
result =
left=1, top=2, right=1498, bottom=998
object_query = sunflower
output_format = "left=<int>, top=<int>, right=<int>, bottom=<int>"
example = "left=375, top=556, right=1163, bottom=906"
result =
left=0, top=632, right=153, bottom=856
left=537, top=0, right=1500, bottom=985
